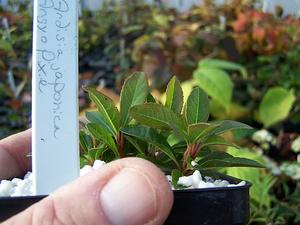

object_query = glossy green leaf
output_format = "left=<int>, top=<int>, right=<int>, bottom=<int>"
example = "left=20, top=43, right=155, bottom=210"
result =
left=124, top=135, right=146, bottom=155
left=130, top=103, right=186, bottom=131
left=211, top=120, right=252, bottom=135
left=85, top=88, right=120, bottom=135
left=86, top=111, right=116, bottom=137
left=259, top=87, right=296, bottom=127
left=79, top=130, right=93, bottom=153
left=165, top=76, right=183, bottom=114
left=167, top=133, right=184, bottom=147
left=120, top=72, right=149, bottom=127
left=171, top=169, right=183, bottom=189
left=86, top=123, right=119, bottom=158
left=188, top=123, right=220, bottom=143
left=202, top=136, right=237, bottom=148
left=172, top=141, right=187, bottom=150
left=184, top=87, right=210, bottom=124
left=168, top=122, right=189, bottom=143
left=195, top=151, right=264, bottom=170
left=88, top=147, right=107, bottom=160
left=226, top=147, right=265, bottom=165
left=196, top=148, right=213, bottom=158
left=193, top=67, right=233, bottom=112
left=80, top=157, right=90, bottom=168
left=199, top=59, right=247, bottom=79
left=121, top=126, right=180, bottom=168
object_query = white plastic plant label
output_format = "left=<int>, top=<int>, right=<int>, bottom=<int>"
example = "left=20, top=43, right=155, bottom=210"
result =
left=32, top=0, right=79, bottom=195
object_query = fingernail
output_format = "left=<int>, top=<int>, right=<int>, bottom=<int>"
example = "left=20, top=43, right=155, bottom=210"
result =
left=100, top=168, right=157, bottom=225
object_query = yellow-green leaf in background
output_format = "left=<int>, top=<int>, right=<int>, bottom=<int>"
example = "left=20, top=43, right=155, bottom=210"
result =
left=210, top=100, right=249, bottom=120
left=259, top=87, right=296, bottom=127
left=199, top=59, right=247, bottom=79
left=193, top=67, right=233, bottom=112
left=225, top=147, right=274, bottom=208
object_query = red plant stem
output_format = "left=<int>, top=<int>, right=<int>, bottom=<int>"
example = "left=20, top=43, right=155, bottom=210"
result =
left=183, top=143, right=202, bottom=174
left=117, top=132, right=124, bottom=158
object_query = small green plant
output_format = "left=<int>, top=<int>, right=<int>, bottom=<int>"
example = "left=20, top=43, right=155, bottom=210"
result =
left=80, top=72, right=263, bottom=176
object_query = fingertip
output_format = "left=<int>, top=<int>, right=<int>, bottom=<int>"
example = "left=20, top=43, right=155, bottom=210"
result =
left=3, top=158, right=173, bottom=225
left=99, top=158, right=174, bottom=225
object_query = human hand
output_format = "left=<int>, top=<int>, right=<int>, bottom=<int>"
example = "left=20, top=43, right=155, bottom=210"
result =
left=0, top=130, right=173, bottom=225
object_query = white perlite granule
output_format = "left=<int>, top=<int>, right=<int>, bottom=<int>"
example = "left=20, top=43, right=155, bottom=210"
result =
left=166, top=170, right=246, bottom=190
left=0, top=160, right=106, bottom=197
left=0, top=160, right=246, bottom=197
left=0, top=172, right=34, bottom=197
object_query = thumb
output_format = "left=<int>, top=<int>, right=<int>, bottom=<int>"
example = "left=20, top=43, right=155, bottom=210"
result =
left=3, top=158, right=173, bottom=225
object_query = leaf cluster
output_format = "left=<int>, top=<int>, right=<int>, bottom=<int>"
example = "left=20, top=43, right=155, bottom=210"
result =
left=193, top=58, right=297, bottom=128
left=80, top=72, right=263, bottom=175
left=127, top=1, right=300, bottom=129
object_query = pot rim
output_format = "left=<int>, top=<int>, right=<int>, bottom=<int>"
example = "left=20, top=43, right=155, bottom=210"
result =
left=0, top=195, right=47, bottom=200
left=173, top=181, right=251, bottom=193
left=0, top=173, right=251, bottom=199
left=0, top=180, right=251, bottom=200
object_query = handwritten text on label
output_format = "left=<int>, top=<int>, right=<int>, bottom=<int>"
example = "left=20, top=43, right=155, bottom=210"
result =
left=36, top=0, right=70, bottom=138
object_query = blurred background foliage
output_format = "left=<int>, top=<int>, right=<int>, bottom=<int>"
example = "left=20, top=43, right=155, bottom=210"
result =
left=1, top=0, right=300, bottom=224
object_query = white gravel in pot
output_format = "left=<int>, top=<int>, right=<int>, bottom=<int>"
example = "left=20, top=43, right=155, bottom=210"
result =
left=0, top=160, right=246, bottom=197
left=166, top=170, right=246, bottom=190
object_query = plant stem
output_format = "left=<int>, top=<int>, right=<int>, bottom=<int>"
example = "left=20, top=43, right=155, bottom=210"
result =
left=117, top=132, right=124, bottom=158
left=183, top=143, right=202, bottom=174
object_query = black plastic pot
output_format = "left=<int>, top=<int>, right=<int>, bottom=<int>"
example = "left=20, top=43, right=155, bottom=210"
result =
left=0, top=176, right=250, bottom=224
left=0, top=195, right=46, bottom=221
left=166, top=175, right=251, bottom=225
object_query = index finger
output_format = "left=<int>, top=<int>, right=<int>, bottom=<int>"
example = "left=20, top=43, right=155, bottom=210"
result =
left=0, top=129, right=31, bottom=180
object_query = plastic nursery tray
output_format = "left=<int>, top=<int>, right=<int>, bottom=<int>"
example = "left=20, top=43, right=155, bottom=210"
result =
left=0, top=175, right=250, bottom=224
